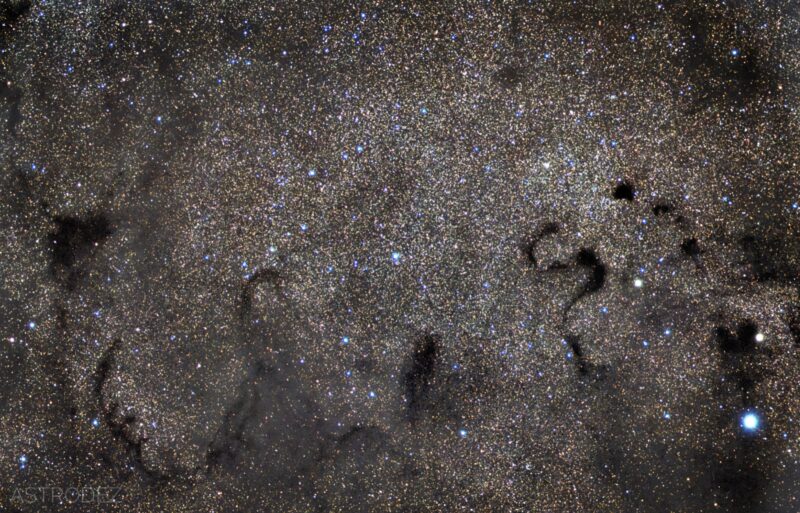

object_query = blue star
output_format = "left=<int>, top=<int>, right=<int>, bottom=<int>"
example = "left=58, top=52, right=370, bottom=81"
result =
left=391, top=251, right=402, bottom=265
left=458, top=429, right=468, bottom=438
left=741, top=411, right=760, bottom=432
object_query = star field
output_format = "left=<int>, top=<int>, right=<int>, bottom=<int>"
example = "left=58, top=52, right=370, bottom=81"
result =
left=2, top=1, right=800, bottom=511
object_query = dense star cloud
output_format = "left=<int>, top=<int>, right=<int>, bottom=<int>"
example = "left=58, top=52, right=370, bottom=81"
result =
left=1, top=0, right=800, bottom=511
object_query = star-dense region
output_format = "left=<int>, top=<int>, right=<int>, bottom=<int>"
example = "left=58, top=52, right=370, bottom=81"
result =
left=1, top=0, right=800, bottom=511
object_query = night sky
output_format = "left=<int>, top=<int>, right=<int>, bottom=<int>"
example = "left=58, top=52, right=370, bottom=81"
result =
left=2, top=0, right=800, bottom=511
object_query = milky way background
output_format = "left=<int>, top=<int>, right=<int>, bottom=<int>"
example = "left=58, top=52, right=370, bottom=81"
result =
left=2, top=0, right=800, bottom=511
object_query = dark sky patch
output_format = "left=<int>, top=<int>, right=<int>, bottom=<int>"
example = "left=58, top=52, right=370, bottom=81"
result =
left=612, top=181, right=634, bottom=201
left=402, top=334, right=440, bottom=421
left=48, top=214, right=114, bottom=290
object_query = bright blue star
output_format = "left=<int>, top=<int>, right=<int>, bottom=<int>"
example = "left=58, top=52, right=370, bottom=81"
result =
left=741, top=411, right=760, bottom=431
